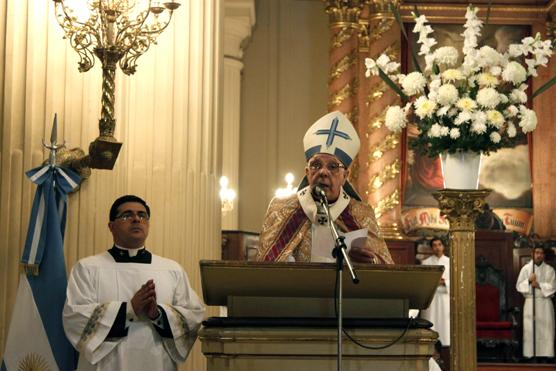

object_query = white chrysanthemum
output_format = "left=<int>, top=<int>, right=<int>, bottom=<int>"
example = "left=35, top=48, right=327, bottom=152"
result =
left=502, top=61, right=527, bottom=85
left=505, top=105, right=519, bottom=117
left=478, top=46, right=504, bottom=67
left=476, top=88, right=500, bottom=108
left=473, top=110, right=487, bottom=126
left=519, top=107, right=537, bottom=133
left=434, top=46, right=459, bottom=66
left=471, top=121, right=487, bottom=134
left=456, top=97, right=477, bottom=111
left=489, top=66, right=502, bottom=76
left=401, top=72, right=427, bottom=96
left=430, top=77, right=442, bottom=90
left=442, top=69, right=464, bottom=82
left=499, top=94, right=509, bottom=104
left=414, top=97, right=437, bottom=119
left=490, top=131, right=502, bottom=143
left=436, top=84, right=459, bottom=106
left=507, top=123, right=517, bottom=138
left=486, top=110, right=505, bottom=128
left=450, top=128, right=461, bottom=139
left=440, top=126, right=450, bottom=136
left=448, top=107, right=459, bottom=117
left=455, top=111, right=472, bottom=126
left=508, top=44, right=524, bottom=58
left=509, top=89, right=527, bottom=104
left=428, top=123, right=443, bottom=138
left=437, top=106, right=451, bottom=116
left=385, top=106, right=408, bottom=133
left=478, top=73, right=499, bottom=87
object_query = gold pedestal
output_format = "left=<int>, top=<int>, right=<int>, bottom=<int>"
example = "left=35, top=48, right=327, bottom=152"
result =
left=433, top=189, right=491, bottom=371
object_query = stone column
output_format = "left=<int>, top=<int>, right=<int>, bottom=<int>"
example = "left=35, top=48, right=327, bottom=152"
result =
left=363, top=0, right=403, bottom=239
left=323, top=0, right=365, bottom=187
left=222, top=0, right=256, bottom=230
left=433, top=189, right=491, bottom=371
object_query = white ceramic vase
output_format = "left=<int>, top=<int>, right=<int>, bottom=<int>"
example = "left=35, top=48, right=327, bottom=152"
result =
left=439, top=151, right=482, bottom=189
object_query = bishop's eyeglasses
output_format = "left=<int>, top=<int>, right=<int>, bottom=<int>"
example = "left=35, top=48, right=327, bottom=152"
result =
left=115, top=211, right=150, bottom=222
left=308, top=160, right=346, bottom=174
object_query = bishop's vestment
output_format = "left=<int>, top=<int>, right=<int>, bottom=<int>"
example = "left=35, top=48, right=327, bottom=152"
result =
left=256, top=186, right=393, bottom=264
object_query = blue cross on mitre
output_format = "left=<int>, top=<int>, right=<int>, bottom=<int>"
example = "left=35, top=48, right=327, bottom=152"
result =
left=315, top=117, right=351, bottom=147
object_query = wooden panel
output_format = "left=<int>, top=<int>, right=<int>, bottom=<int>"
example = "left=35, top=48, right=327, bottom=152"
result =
left=222, top=230, right=260, bottom=261
left=475, top=231, right=516, bottom=308
left=386, top=239, right=417, bottom=265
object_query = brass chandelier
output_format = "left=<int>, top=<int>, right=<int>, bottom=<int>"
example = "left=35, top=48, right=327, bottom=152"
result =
left=52, top=0, right=180, bottom=178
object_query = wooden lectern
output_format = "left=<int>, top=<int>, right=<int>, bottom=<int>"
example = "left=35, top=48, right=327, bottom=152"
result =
left=199, top=260, right=443, bottom=371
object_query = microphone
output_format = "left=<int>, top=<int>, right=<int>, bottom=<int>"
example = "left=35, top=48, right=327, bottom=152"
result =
left=312, top=185, right=327, bottom=203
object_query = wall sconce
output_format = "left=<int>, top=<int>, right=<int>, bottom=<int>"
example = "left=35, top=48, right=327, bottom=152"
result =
left=274, top=172, right=297, bottom=199
left=219, top=176, right=237, bottom=213
left=52, top=0, right=180, bottom=180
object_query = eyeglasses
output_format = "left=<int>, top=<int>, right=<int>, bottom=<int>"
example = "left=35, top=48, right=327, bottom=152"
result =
left=114, top=211, right=150, bottom=222
left=308, top=161, right=346, bottom=174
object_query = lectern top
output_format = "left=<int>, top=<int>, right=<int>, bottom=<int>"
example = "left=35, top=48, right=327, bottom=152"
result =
left=200, top=260, right=443, bottom=309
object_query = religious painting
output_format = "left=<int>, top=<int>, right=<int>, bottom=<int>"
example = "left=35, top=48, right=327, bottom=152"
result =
left=402, top=24, right=532, bottom=225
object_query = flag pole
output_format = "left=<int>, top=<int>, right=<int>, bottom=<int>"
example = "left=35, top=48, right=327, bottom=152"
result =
left=42, top=113, right=65, bottom=167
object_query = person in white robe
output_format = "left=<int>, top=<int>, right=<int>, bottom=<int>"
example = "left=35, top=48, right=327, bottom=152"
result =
left=421, top=237, right=450, bottom=347
left=63, top=195, right=205, bottom=371
left=516, top=246, right=556, bottom=360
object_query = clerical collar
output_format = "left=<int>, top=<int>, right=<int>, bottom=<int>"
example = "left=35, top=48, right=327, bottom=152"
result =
left=297, top=185, right=350, bottom=225
left=108, top=245, right=152, bottom=264
left=114, top=244, right=144, bottom=257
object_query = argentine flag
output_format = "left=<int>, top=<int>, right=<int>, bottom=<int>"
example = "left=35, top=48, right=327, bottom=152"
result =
left=1, top=165, right=80, bottom=371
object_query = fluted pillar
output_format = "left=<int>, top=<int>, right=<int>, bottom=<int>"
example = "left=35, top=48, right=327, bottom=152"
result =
left=433, top=189, right=491, bottom=371
left=222, top=0, right=256, bottom=230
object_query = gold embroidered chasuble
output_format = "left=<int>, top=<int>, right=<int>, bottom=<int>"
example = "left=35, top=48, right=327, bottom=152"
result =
left=256, top=187, right=394, bottom=264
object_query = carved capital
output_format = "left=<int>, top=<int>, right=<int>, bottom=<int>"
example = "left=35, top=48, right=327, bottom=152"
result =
left=368, top=0, right=399, bottom=17
left=323, top=0, right=366, bottom=25
left=433, top=189, right=492, bottom=231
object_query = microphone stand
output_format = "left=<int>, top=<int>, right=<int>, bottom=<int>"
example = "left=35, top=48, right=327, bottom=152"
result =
left=316, top=195, right=359, bottom=371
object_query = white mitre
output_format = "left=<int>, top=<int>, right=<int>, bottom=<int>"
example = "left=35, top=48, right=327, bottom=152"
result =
left=303, top=111, right=360, bottom=167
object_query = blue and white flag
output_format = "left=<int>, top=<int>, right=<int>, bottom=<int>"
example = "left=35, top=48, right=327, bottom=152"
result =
left=1, top=165, right=80, bottom=371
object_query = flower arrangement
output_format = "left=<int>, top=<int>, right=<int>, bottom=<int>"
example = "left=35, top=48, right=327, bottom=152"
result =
left=365, top=5, right=556, bottom=157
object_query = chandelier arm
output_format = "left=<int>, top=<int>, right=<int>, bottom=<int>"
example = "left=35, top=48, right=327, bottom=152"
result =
left=118, top=11, right=174, bottom=74
left=54, top=1, right=89, bottom=29
left=55, top=0, right=103, bottom=44
left=115, top=6, right=151, bottom=46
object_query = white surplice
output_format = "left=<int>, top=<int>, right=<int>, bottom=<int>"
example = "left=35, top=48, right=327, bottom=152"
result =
left=421, top=254, right=450, bottom=346
left=516, top=261, right=556, bottom=357
left=63, top=251, right=205, bottom=370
